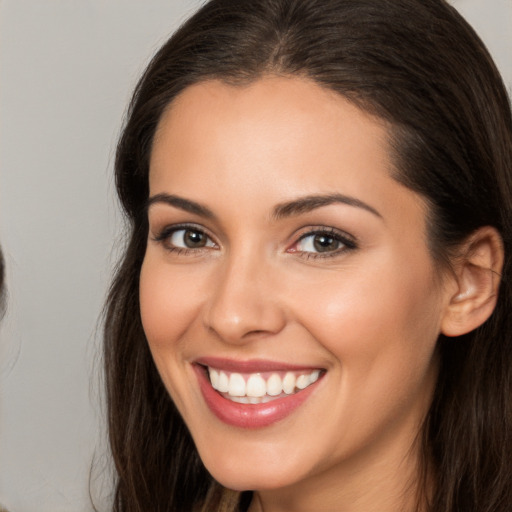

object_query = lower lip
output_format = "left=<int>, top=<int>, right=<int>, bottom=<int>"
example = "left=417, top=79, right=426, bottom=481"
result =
left=194, top=365, right=321, bottom=429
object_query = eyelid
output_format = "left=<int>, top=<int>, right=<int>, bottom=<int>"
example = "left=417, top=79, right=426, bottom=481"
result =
left=287, top=226, right=358, bottom=258
left=151, top=222, right=219, bottom=251
left=150, top=221, right=357, bottom=258
left=152, top=221, right=211, bottom=239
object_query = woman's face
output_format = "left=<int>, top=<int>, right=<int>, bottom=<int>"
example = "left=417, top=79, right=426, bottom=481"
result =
left=140, top=77, right=451, bottom=497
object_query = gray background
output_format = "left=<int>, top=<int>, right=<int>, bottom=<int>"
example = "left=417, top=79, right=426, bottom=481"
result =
left=0, top=1, right=510, bottom=511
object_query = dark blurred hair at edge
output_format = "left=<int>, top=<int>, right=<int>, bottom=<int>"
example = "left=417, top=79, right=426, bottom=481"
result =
left=102, top=0, right=512, bottom=510
left=0, top=248, right=5, bottom=318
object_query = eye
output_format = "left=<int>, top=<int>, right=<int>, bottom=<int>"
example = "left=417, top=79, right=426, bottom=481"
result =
left=297, top=233, right=341, bottom=253
left=289, top=228, right=357, bottom=257
left=169, top=228, right=215, bottom=249
left=153, top=225, right=217, bottom=252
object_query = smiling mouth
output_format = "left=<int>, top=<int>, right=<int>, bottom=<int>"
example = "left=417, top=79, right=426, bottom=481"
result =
left=194, top=360, right=325, bottom=428
left=206, top=366, right=323, bottom=404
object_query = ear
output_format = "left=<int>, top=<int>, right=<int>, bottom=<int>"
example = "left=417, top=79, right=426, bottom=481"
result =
left=441, top=226, right=504, bottom=337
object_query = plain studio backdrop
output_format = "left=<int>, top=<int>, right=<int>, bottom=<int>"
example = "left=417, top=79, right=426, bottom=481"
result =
left=0, top=1, right=510, bottom=510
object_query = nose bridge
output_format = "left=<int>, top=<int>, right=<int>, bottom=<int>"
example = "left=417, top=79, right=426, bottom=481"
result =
left=203, top=245, right=286, bottom=343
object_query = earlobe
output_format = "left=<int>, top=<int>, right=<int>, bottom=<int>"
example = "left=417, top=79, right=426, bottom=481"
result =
left=441, top=226, right=504, bottom=337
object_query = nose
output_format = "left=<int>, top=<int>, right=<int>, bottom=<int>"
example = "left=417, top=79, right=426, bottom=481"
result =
left=202, top=253, right=287, bottom=344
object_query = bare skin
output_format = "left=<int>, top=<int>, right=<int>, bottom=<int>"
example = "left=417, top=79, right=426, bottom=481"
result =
left=140, top=76, right=501, bottom=511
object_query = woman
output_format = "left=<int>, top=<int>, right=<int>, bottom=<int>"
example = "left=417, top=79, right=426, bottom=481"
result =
left=104, top=0, right=512, bottom=510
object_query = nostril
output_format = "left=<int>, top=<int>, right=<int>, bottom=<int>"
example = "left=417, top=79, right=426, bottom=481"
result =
left=243, top=329, right=271, bottom=338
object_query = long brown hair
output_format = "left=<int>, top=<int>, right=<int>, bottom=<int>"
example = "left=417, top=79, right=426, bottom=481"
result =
left=104, top=1, right=512, bottom=510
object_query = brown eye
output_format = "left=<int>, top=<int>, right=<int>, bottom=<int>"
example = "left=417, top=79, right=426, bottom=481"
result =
left=291, top=229, right=357, bottom=258
left=183, top=229, right=207, bottom=248
left=296, top=233, right=343, bottom=253
left=312, top=234, right=339, bottom=252
left=165, top=228, right=216, bottom=250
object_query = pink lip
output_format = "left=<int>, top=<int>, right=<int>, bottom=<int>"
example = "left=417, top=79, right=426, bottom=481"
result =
left=193, top=362, right=323, bottom=429
left=195, top=356, right=318, bottom=373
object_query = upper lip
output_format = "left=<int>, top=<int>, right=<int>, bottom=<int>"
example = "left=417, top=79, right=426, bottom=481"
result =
left=194, top=356, right=323, bottom=373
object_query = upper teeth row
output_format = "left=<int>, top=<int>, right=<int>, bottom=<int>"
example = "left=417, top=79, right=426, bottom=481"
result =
left=208, top=367, right=321, bottom=397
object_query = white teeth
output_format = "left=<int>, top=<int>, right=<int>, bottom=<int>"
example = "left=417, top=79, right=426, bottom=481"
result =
left=217, top=371, right=229, bottom=393
left=230, top=396, right=250, bottom=404
left=228, top=373, right=246, bottom=396
left=282, top=372, right=296, bottom=394
left=296, top=374, right=310, bottom=390
left=310, top=370, right=320, bottom=383
left=207, top=367, right=322, bottom=399
left=246, top=374, right=266, bottom=397
left=266, top=373, right=283, bottom=396
left=230, top=395, right=281, bottom=404
left=209, top=369, right=219, bottom=389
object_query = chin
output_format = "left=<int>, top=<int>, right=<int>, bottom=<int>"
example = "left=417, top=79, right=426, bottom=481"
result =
left=210, top=468, right=294, bottom=493
left=198, top=443, right=308, bottom=492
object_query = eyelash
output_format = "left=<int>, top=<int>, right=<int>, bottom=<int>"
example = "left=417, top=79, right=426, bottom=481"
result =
left=289, top=227, right=358, bottom=259
left=152, top=224, right=358, bottom=259
left=152, top=223, right=217, bottom=256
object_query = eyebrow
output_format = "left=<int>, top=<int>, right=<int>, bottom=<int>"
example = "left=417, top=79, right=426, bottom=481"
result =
left=146, top=192, right=382, bottom=221
left=272, top=193, right=382, bottom=220
left=146, top=193, right=215, bottom=219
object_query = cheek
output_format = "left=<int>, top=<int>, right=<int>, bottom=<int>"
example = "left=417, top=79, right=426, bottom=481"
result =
left=288, top=259, right=442, bottom=452
left=139, top=259, right=174, bottom=350
left=139, top=255, right=205, bottom=359
left=290, top=251, right=442, bottom=390
left=139, top=254, right=213, bottom=415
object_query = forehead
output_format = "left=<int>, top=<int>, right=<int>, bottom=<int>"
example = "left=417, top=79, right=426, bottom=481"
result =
left=149, top=77, right=426, bottom=232
left=151, top=77, right=390, bottom=184
left=153, top=76, right=389, bottom=145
